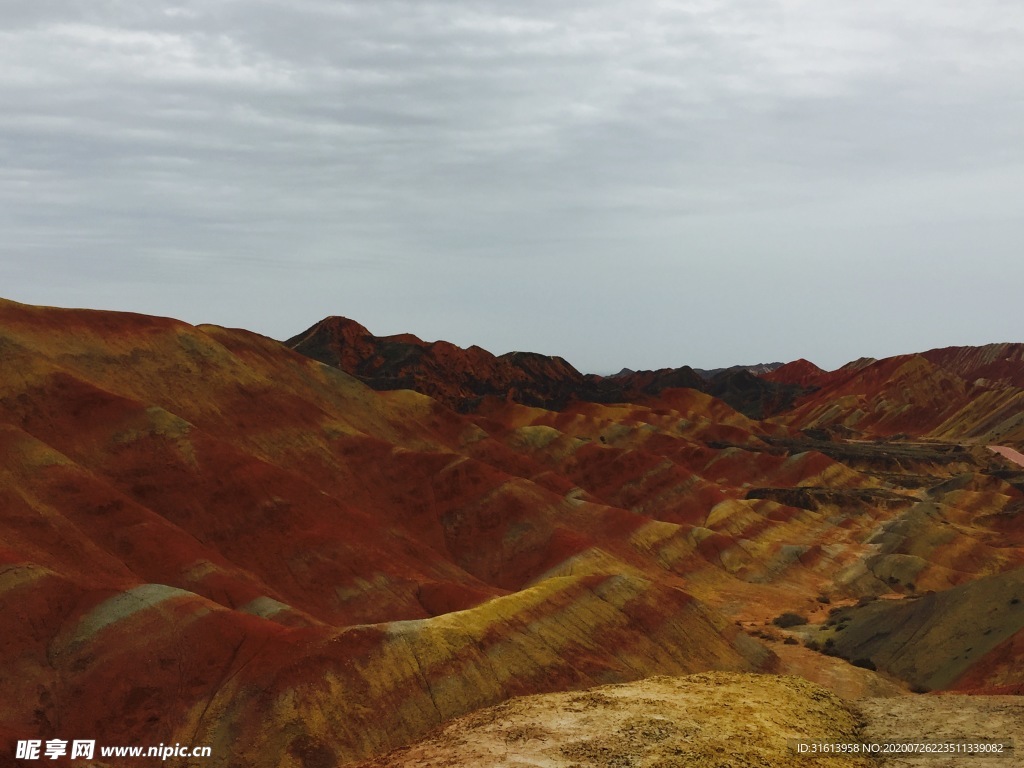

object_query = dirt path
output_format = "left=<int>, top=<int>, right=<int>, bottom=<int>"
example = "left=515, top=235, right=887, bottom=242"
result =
left=989, top=445, right=1024, bottom=469
left=857, top=695, right=1023, bottom=767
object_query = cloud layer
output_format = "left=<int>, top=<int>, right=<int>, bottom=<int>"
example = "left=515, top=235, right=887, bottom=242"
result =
left=3, top=1, right=1024, bottom=370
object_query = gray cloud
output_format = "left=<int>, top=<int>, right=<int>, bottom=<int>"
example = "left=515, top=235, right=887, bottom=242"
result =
left=2, top=0, right=1024, bottom=371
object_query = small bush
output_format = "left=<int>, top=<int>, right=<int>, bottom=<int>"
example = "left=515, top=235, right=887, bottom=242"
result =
left=826, top=612, right=851, bottom=627
left=783, top=637, right=799, bottom=645
left=910, top=684, right=931, bottom=694
left=822, top=637, right=842, bottom=657
left=772, top=612, right=809, bottom=628
left=1011, top=597, right=1021, bottom=605
left=852, top=657, right=877, bottom=671
left=804, top=639, right=821, bottom=652
left=816, top=594, right=831, bottom=604
left=856, top=595, right=877, bottom=606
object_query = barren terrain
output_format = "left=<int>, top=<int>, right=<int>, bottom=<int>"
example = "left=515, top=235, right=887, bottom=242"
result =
left=858, top=695, right=1022, bottom=767
left=355, top=673, right=874, bottom=768
left=1, top=298, right=1022, bottom=766
left=355, top=675, right=1024, bottom=768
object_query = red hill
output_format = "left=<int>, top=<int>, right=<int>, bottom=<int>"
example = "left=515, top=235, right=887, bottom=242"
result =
left=922, top=343, right=1024, bottom=387
left=762, top=358, right=826, bottom=388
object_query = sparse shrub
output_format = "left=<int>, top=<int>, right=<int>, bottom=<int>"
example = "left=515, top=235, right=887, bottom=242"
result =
left=804, top=639, right=821, bottom=651
left=906, top=582, right=916, bottom=592
left=852, top=658, right=877, bottom=671
left=772, top=612, right=809, bottom=628
left=856, top=595, right=877, bottom=606
left=910, top=684, right=931, bottom=694
left=816, top=594, right=831, bottom=604
left=822, top=638, right=842, bottom=657
left=783, top=637, right=799, bottom=645
left=826, top=612, right=850, bottom=627
left=1011, top=597, right=1021, bottom=605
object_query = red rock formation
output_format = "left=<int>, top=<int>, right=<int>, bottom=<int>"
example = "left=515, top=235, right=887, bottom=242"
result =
left=0, top=299, right=784, bottom=765
left=285, top=316, right=592, bottom=411
left=922, top=343, right=1024, bottom=388
left=762, top=358, right=827, bottom=388
left=285, top=316, right=804, bottom=416
left=3, top=297, right=1024, bottom=766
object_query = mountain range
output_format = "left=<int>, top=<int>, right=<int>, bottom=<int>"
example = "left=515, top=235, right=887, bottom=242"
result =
left=2, top=297, right=1022, bottom=767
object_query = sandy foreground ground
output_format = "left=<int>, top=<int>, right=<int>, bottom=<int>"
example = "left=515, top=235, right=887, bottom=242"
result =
left=857, top=695, right=1022, bottom=768
left=353, top=673, right=1023, bottom=768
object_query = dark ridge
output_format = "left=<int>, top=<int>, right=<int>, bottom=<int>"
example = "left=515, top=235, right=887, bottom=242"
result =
left=692, top=362, right=785, bottom=380
left=286, top=316, right=806, bottom=414
left=704, top=369, right=813, bottom=419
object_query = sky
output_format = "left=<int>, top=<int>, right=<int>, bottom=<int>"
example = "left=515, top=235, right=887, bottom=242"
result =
left=2, top=1, right=1024, bottom=373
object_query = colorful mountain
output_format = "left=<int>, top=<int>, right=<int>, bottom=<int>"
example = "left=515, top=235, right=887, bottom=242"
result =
left=767, top=346, right=1024, bottom=447
left=3, top=297, right=1024, bottom=766
left=286, top=316, right=805, bottom=418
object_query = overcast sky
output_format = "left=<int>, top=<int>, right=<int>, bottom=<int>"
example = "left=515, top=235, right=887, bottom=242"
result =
left=3, top=1, right=1023, bottom=372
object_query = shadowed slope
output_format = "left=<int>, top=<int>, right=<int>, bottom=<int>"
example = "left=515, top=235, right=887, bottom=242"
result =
left=812, top=569, right=1024, bottom=692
